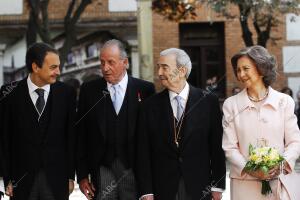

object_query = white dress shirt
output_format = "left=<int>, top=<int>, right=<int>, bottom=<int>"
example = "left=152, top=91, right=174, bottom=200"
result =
left=107, top=72, right=128, bottom=109
left=0, top=177, right=4, bottom=195
left=169, top=81, right=189, bottom=118
left=27, top=75, right=50, bottom=115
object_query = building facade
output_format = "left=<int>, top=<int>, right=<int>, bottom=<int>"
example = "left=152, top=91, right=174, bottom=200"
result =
left=152, top=4, right=300, bottom=99
left=0, top=0, right=139, bottom=87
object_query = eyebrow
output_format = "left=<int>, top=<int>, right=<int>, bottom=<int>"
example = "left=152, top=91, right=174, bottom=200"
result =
left=157, top=63, right=169, bottom=67
left=50, top=64, right=59, bottom=68
left=238, top=64, right=251, bottom=68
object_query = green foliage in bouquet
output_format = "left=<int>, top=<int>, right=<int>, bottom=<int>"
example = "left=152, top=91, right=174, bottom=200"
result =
left=244, top=144, right=284, bottom=195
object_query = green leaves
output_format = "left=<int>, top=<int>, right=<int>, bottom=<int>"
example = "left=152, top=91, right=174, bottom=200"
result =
left=244, top=143, right=284, bottom=195
left=260, top=165, right=269, bottom=174
left=249, top=143, right=254, bottom=155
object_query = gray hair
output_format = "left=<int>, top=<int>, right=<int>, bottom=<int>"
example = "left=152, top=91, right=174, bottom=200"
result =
left=160, top=48, right=192, bottom=78
left=101, top=39, right=128, bottom=59
left=231, top=45, right=277, bottom=87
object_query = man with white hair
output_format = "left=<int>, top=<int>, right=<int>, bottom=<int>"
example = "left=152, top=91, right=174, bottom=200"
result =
left=76, top=39, right=155, bottom=200
left=136, top=48, right=226, bottom=200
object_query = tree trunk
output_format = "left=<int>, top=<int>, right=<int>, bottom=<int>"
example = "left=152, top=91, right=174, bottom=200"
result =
left=59, top=0, right=93, bottom=67
left=26, top=0, right=52, bottom=46
left=238, top=4, right=254, bottom=47
left=36, top=0, right=52, bottom=45
left=59, top=27, right=77, bottom=68
left=26, top=10, right=37, bottom=47
left=26, top=0, right=93, bottom=67
left=256, top=16, right=272, bottom=47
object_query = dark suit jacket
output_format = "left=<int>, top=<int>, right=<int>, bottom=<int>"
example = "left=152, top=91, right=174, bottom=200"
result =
left=0, top=84, right=8, bottom=179
left=0, top=82, right=19, bottom=180
left=0, top=85, right=5, bottom=178
left=76, top=76, right=155, bottom=192
left=136, top=85, right=226, bottom=200
left=0, top=78, right=76, bottom=200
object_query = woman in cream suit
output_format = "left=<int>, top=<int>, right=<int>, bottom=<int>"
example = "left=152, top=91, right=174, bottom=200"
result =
left=222, top=45, right=300, bottom=200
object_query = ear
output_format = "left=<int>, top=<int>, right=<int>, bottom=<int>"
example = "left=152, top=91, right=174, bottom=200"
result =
left=123, top=58, right=129, bottom=69
left=179, top=67, right=187, bottom=78
left=32, top=62, right=39, bottom=73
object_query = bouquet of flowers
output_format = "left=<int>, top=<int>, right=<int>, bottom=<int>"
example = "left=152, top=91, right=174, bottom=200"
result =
left=244, top=144, right=284, bottom=195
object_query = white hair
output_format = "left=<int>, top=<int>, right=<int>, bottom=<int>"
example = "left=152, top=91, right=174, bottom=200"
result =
left=160, top=48, right=192, bottom=78
left=101, top=39, right=128, bottom=59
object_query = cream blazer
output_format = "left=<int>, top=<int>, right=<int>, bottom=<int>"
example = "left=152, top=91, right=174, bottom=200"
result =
left=222, top=87, right=300, bottom=180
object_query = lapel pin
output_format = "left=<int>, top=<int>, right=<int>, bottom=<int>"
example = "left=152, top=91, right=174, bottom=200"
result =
left=138, top=92, right=141, bottom=102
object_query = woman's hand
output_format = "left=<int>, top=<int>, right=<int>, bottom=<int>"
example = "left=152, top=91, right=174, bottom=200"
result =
left=267, top=160, right=291, bottom=179
left=244, top=160, right=291, bottom=180
left=245, top=169, right=271, bottom=180
left=267, top=165, right=280, bottom=179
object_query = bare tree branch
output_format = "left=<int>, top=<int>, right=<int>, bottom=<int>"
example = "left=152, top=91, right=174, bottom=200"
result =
left=238, top=3, right=253, bottom=46
left=65, top=0, right=77, bottom=23
left=26, top=0, right=52, bottom=46
left=257, top=15, right=272, bottom=47
left=26, top=9, right=37, bottom=47
left=60, top=0, right=93, bottom=67
left=152, top=0, right=300, bottom=47
left=253, top=13, right=261, bottom=35
left=38, top=0, right=52, bottom=44
left=70, top=0, right=92, bottom=26
left=26, top=0, right=94, bottom=66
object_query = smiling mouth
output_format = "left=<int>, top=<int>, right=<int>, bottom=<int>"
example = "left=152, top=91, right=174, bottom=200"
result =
left=159, top=75, right=167, bottom=80
left=241, top=79, right=249, bottom=83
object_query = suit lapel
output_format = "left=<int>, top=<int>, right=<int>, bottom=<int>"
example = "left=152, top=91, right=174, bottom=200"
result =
left=18, top=78, right=39, bottom=124
left=96, top=79, right=109, bottom=140
left=17, top=78, right=40, bottom=142
left=44, top=82, right=58, bottom=143
left=181, top=85, right=203, bottom=149
left=126, top=76, right=139, bottom=140
left=160, top=90, right=178, bottom=152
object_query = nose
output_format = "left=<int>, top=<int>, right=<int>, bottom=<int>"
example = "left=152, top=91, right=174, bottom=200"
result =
left=157, top=66, right=163, bottom=76
left=101, top=62, right=110, bottom=72
left=238, top=70, right=245, bottom=78
left=56, top=67, right=61, bottom=75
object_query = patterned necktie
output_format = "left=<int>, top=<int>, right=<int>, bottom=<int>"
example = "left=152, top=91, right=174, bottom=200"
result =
left=175, top=95, right=184, bottom=120
left=112, top=84, right=122, bottom=114
left=35, top=88, right=45, bottom=114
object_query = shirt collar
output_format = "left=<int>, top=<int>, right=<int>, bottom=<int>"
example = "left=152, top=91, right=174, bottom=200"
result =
left=27, top=74, right=50, bottom=95
left=107, top=72, right=128, bottom=92
left=169, top=81, right=189, bottom=101
left=237, top=86, right=281, bottom=111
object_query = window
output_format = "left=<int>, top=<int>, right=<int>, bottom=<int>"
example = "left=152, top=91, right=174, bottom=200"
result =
left=283, top=46, right=300, bottom=73
left=86, top=43, right=98, bottom=58
left=0, top=0, right=23, bottom=15
left=286, top=13, right=300, bottom=41
left=67, top=52, right=75, bottom=65
left=109, top=0, right=137, bottom=12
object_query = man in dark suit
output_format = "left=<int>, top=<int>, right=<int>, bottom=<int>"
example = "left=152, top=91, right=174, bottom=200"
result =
left=0, top=152, right=2, bottom=199
left=77, top=39, right=155, bottom=200
left=136, top=48, right=226, bottom=200
left=1, top=43, right=76, bottom=200
left=0, top=82, right=8, bottom=200
left=0, top=87, right=4, bottom=199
